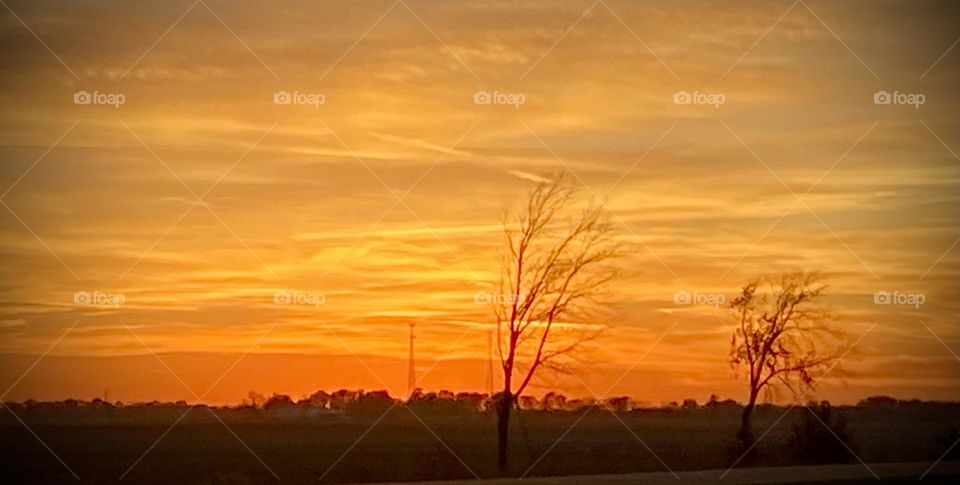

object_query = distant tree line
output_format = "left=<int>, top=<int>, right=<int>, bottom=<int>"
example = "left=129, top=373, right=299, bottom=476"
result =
left=6, top=393, right=957, bottom=418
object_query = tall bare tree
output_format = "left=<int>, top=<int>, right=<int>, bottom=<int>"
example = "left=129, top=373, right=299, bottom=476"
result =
left=491, top=175, right=619, bottom=471
left=729, top=271, right=842, bottom=445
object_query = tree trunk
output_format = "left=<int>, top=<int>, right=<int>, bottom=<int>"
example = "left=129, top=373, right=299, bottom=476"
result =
left=739, top=391, right=757, bottom=446
left=497, top=388, right=513, bottom=473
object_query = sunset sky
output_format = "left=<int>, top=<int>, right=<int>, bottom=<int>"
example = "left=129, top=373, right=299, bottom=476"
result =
left=1, top=0, right=958, bottom=406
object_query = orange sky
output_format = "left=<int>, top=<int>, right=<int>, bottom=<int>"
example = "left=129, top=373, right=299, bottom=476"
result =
left=0, top=0, right=958, bottom=405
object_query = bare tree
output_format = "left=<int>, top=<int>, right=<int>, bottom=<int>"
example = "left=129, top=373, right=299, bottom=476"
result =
left=491, top=174, right=619, bottom=471
left=729, top=271, right=842, bottom=445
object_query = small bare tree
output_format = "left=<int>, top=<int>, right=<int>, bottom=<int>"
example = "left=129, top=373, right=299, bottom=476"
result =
left=492, top=174, right=619, bottom=471
left=729, top=271, right=842, bottom=445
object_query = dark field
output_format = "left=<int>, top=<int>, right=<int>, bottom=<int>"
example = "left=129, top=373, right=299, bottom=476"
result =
left=2, top=401, right=959, bottom=484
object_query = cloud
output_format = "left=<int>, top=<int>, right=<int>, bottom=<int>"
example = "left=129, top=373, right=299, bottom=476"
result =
left=506, top=170, right=552, bottom=184
left=0, top=0, right=957, bottom=404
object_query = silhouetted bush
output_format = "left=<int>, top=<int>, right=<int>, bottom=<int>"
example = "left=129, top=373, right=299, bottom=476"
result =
left=407, top=389, right=479, bottom=415
left=542, top=392, right=567, bottom=411
left=518, top=395, right=540, bottom=410
left=303, top=389, right=332, bottom=408
left=788, top=401, right=854, bottom=464
left=345, top=390, right=395, bottom=415
left=604, top=396, right=632, bottom=412
left=263, top=394, right=294, bottom=410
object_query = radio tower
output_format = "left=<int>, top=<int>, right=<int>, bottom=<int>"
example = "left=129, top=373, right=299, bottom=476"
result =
left=407, top=323, right=416, bottom=398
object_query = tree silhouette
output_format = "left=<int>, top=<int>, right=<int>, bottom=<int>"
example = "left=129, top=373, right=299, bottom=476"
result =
left=247, top=391, right=265, bottom=408
left=729, top=271, right=842, bottom=445
left=491, top=174, right=619, bottom=471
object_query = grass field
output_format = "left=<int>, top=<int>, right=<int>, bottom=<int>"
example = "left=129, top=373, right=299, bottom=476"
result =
left=2, top=402, right=958, bottom=484
left=382, top=461, right=960, bottom=484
